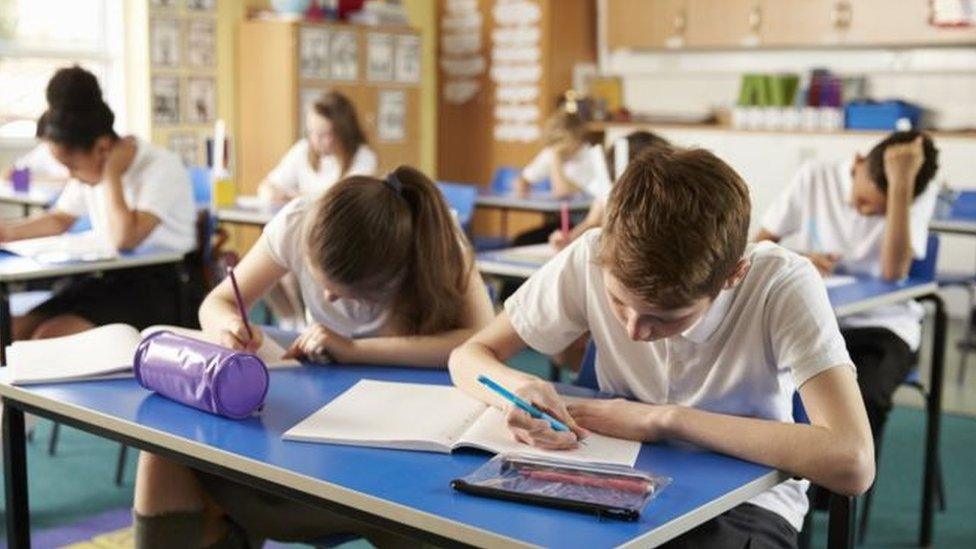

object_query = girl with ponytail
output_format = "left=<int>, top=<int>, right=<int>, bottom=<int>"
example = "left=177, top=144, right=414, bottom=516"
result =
left=2, top=66, right=195, bottom=342
left=131, top=167, right=494, bottom=547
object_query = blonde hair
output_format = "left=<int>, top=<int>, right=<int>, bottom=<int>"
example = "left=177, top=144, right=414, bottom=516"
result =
left=542, top=110, right=586, bottom=147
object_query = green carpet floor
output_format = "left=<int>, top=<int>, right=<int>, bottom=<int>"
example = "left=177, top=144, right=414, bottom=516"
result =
left=1, top=353, right=973, bottom=547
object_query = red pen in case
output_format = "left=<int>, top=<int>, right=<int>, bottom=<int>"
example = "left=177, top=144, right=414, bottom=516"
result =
left=452, top=453, right=670, bottom=520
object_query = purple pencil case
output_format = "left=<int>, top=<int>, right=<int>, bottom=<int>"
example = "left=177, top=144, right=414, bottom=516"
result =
left=133, top=331, right=269, bottom=419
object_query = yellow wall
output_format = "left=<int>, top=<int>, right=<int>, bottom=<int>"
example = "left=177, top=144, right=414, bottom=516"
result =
left=403, top=0, right=437, bottom=175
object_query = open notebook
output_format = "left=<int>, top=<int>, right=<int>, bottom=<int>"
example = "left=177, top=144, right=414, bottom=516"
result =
left=498, top=243, right=556, bottom=266
left=1, top=232, right=118, bottom=264
left=4, top=324, right=299, bottom=385
left=283, top=380, right=641, bottom=467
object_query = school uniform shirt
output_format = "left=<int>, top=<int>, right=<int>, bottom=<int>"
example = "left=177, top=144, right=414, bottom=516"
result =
left=505, top=231, right=854, bottom=531
left=53, top=138, right=196, bottom=253
left=760, top=159, right=939, bottom=350
left=521, top=144, right=612, bottom=200
left=266, top=139, right=378, bottom=197
left=262, top=197, right=390, bottom=338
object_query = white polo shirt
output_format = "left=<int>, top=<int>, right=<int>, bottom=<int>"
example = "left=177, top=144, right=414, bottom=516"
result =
left=53, top=138, right=196, bottom=253
left=760, top=159, right=938, bottom=350
left=521, top=144, right=612, bottom=200
left=261, top=197, right=390, bottom=338
left=266, top=139, right=377, bottom=197
left=505, top=231, right=854, bottom=531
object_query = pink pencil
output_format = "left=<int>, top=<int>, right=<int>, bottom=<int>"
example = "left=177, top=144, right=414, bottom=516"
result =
left=226, top=265, right=253, bottom=342
left=560, top=200, right=570, bottom=240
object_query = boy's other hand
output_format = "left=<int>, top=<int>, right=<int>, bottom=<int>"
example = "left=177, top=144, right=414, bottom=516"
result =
left=884, top=135, right=925, bottom=196
left=568, top=398, right=672, bottom=442
left=806, top=252, right=840, bottom=276
left=505, top=378, right=588, bottom=450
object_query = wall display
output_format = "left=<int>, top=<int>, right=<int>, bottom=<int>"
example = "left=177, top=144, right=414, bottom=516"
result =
left=186, top=0, right=215, bottom=11
left=367, top=33, right=395, bottom=82
left=299, top=27, right=331, bottom=79
left=490, top=0, right=542, bottom=142
left=378, top=89, right=406, bottom=142
left=151, top=17, right=182, bottom=67
left=152, top=76, right=181, bottom=124
left=185, top=18, right=216, bottom=68
left=330, top=31, right=360, bottom=81
left=168, top=132, right=200, bottom=165
left=440, top=0, right=485, bottom=104
left=185, top=77, right=216, bottom=124
left=395, top=34, right=421, bottom=83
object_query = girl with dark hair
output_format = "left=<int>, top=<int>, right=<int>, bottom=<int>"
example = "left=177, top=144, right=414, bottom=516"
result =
left=132, top=166, right=494, bottom=547
left=257, top=91, right=377, bottom=202
left=0, top=66, right=196, bottom=341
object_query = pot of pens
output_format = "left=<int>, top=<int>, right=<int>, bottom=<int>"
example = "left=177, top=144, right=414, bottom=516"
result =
left=451, top=453, right=670, bottom=520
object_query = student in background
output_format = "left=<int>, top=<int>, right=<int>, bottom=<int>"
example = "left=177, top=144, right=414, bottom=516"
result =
left=755, top=131, right=939, bottom=448
left=548, top=130, right=670, bottom=251
left=514, top=109, right=595, bottom=199
left=257, top=91, right=376, bottom=203
left=451, top=148, right=874, bottom=546
left=0, top=66, right=196, bottom=342
left=133, top=166, right=494, bottom=548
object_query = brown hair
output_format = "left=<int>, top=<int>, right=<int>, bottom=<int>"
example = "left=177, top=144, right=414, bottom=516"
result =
left=598, top=147, right=751, bottom=308
left=542, top=109, right=586, bottom=147
left=306, top=91, right=368, bottom=176
left=606, top=130, right=671, bottom=180
left=867, top=130, right=939, bottom=198
left=305, top=166, right=471, bottom=335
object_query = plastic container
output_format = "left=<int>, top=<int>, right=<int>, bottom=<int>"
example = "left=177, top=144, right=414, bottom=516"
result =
left=845, top=100, right=922, bottom=130
left=133, top=330, right=269, bottom=419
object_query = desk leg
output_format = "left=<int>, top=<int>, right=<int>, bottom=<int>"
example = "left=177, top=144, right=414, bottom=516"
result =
left=1, top=281, right=11, bottom=366
left=919, top=293, right=946, bottom=547
left=3, top=400, right=31, bottom=548
left=827, top=494, right=855, bottom=549
left=21, top=204, right=30, bottom=218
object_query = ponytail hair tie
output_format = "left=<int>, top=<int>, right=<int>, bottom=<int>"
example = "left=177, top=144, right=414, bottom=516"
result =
left=384, top=172, right=403, bottom=195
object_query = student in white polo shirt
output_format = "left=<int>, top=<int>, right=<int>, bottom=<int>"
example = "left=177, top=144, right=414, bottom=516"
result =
left=0, top=66, right=196, bottom=341
left=756, top=131, right=939, bottom=445
left=450, top=147, right=874, bottom=547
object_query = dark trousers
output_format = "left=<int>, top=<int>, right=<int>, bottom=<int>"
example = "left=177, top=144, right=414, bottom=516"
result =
left=841, top=327, right=916, bottom=441
left=662, top=503, right=798, bottom=548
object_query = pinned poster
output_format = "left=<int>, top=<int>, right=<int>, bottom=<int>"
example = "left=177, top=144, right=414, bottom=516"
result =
left=184, top=77, right=216, bottom=124
left=151, top=76, right=180, bottom=124
left=395, top=34, right=421, bottom=84
left=185, top=18, right=216, bottom=68
left=168, top=132, right=200, bottom=166
left=378, top=90, right=406, bottom=142
left=150, top=17, right=181, bottom=67
left=367, top=33, right=395, bottom=82
left=300, top=27, right=331, bottom=79
left=443, top=79, right=480, bottom=104
left=330, top=31, right=359, bottom=81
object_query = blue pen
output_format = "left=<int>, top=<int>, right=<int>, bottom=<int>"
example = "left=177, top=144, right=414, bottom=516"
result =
left=477, top=374, right=574, bottom=435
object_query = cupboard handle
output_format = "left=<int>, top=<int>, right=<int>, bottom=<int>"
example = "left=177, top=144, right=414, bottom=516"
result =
left=748, top=4, right=762, bottom=32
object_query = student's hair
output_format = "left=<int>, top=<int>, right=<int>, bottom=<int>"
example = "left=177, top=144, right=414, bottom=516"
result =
left=307, top=91, right=368, bottom=176
left=305, top=165, right=471, bottom=335
left=542, top=109, right=586, bottom=147
left=598, top=147, right=751, bottom=308
left=36, top=65, right=118, bottom=151
left=866, top=131, right=939, bottom=198
left=606, top=130, right=671, bottom=178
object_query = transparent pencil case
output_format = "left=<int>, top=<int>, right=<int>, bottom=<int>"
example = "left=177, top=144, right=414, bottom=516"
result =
left=451, top=453, right=670, bottom=520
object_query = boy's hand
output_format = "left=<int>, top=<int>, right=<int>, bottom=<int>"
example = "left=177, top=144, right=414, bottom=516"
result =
left=284, top=323, right=350, bottom=363
left=806, top=252, right=840, bottom=276
left=215, top=319, right=263, bottom=353
left=568, top=398, right=672, bottom=442
left=505, top=378, right=588, bottom=450
left=548, top=229, right=570, bottom=250
left=883, top=135, right=925, bottom=197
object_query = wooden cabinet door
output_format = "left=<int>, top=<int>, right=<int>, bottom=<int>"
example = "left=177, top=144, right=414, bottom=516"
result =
left=760, top=0, right=847, bottom=46
left=845, top=0, right=976, bottom=46
left=685, top=0, right=762, bottom=48
left=605, top=0, right=689, bottom=50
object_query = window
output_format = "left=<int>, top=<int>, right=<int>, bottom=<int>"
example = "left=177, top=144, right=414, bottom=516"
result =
left=0, top=0, right=124, bottom=141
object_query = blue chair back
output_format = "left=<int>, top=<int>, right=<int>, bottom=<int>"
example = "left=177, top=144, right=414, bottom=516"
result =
left=575, top=343, right=599, bottom=390
left=908, top=234, right=939, bottom=280
left=490, top=166, right=550, bottom=194
left=436, top=181, right=478, bottom=230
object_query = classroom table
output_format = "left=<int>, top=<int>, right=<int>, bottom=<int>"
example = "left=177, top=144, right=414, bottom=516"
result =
left=475, top=191, right=593, bottom=214
left=475, top=247, right=947, bottom=547
left=1, top=359, right=826, bottom=549
left=0, top=181, right=63, bottom=217
left=0, top=247, right=187, bottom=366
left=929, top=192, right=976, bottom=236
left=214, top=204, right=280, bottom=227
